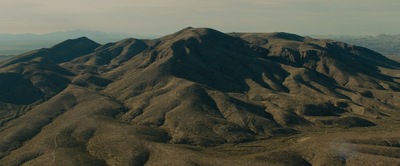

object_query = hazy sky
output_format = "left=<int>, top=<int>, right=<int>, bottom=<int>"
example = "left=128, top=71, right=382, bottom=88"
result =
left=1, top=0, right=399, bottom=35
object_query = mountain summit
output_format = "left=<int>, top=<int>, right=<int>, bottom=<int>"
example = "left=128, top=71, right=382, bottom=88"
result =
left=0, top=28, right=399, bottom=165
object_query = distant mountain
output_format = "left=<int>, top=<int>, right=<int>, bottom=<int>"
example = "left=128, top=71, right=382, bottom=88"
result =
left=0, top=55, right=12, bottom=62
left=0, top=28, right=399, bottom=165
left=0, top=30, right=159, bottom=56
left=310, top=34, right=400, bottom=62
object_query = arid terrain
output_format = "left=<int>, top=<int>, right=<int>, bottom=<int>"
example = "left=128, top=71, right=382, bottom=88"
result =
left=312, top=34, right=400, bottom=63
left=0, top=27, right=399, bottom=166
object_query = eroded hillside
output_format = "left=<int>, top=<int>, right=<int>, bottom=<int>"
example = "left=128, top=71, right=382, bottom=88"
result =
left=0, top=27, right=399, bottom=165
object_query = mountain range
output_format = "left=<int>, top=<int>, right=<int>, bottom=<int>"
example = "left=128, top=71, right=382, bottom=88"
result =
left=0, top=30, right=158, bottom=56
left=311, top=34, right=400, bottom=62
left=0, top=27, right=399, bottom=165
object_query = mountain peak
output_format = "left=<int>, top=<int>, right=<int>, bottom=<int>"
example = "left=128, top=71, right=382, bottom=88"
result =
left=180, top=27, right=218, bottom=34
left=52, top=36, right=99, bottom=50
left=0, top=37, right=100, bottom=67
left=267, top=32, right=305, bottom=41
left=163, top=27, right=231, bottom=42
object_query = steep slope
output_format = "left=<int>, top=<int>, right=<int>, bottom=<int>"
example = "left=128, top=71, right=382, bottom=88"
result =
left=232, top=32, right=400, bottom=118
left=101, top=28, right=298, bottom=145
left=61, top=38, right=149, bottom=76
left=0, top=38, right=95, bottom=138
left=0, top=27, right=399, bottom=165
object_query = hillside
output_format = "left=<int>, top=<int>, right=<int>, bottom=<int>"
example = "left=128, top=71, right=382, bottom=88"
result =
left=0, top=30, right=157, bottom=56
left=0, top=27, right=399, bottom=166
left=312, top=34, right=400, bottom=62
